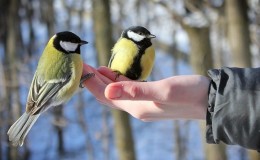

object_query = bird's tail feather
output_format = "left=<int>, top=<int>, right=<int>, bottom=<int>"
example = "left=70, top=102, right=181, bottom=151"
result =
left=7, top=112, right=40, bottom=146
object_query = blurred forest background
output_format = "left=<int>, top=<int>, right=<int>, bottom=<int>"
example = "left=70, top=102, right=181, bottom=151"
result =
left=0, top=0, right=260, bottom=160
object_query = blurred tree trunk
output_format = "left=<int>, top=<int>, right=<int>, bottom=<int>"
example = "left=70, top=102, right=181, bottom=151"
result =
left=41, top=0, right=55, bottom=37
left=39, top=0, right=66, bottom=156
left=101, top=102, right=110, bottom=160
left=36, top=0, right=70, bottom=157
left=0, top=0, right=8, bottom=159
left=42, top=0, right=66, bottom=157
left=92, top=0, right=112, bottom=66
left=4, top=0, right=22, bottom=159
left=52, top=106, right=65, bottom=156
left=184, top=25, right=227, bottom=160
left=24, top=0, right=35, bottom=58
left=212, top=4, right=226, bottom=68
left=112, top=111, right=136, bottom=160
left=171, top=36, right=188, bottom=160
left=76, top=93, right=95, bottom=160
left=92, top=0, right=136, bottom=160
left=226, top=0, right=260, bottom=159
left=185, top=27, right=213, bottom=75
left=173, top=121, right=187, bottom=160
left=154, top=0, right=227, bottom=159
left=226, top=0, right=251, bottom=67
left=181, top=1, right=227, bottom=159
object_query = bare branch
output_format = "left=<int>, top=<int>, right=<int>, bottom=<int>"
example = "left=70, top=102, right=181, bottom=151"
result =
left=151, top=0, right=185, bottom=25
left=154, top=40, right=189, bottom=63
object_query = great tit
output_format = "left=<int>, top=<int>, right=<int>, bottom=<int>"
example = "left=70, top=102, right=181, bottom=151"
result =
left=108, top=26, right=156, bottom=81
left=7, top=31, right=93, bottom=146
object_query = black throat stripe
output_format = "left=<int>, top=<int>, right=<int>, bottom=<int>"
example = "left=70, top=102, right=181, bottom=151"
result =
left=125, top=40, right=152, bottom=80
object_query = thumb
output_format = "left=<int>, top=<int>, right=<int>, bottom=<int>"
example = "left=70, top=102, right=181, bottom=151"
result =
left=104, top=81, right=166, bottom=102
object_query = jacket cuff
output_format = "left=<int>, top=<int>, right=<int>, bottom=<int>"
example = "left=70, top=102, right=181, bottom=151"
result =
left=206, top=67, right=260, bottom=151
left=206, top=69, right=220, bottom=144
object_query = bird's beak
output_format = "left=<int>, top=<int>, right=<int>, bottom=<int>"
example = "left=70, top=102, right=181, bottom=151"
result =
left=80, top=40, right=88, bottom=45
left=147, top=34, right=156, bottom=39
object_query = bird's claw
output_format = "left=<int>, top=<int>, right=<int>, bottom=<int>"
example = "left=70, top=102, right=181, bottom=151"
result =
left=113, top=70, right=122, bottom=80
left=79, top=73, right=95, bottom=88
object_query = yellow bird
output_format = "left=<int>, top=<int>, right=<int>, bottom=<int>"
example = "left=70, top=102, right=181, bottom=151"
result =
left=108, top=26, right=156, bottom=80
left=7, top=31, right=93, bottom=146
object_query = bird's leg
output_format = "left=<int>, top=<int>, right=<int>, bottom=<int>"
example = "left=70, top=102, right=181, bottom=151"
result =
left=79, top=73, right=95, bottom=88
left=113, top=70, right=122, bottom=80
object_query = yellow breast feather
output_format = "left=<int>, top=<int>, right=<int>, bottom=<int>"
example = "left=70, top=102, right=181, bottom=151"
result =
left=110, top=38, right=139, bottom=75
left=140, top=45, right=155, bottom=80
left=56, top=54, right=82, bottom=102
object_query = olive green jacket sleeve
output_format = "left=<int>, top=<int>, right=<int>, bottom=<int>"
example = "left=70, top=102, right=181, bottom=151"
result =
left=206, top=67, right=260, bottom=151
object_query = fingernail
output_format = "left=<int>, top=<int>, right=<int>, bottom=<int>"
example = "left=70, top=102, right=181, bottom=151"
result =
left=108, top=86, right=122, bottom=99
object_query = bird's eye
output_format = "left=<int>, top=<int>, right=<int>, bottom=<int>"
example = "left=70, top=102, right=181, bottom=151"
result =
left=138, top=32, right=144, bottom=35
left=71, top=39, right=77, bottom=43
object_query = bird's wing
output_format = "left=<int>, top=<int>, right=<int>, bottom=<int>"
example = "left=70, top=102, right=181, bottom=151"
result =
left=26, top=72, right=71, bottom=115
left=108, top=52, right=116, bottom=68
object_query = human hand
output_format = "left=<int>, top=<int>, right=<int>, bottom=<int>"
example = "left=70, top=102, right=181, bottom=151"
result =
left=82, top=64, right=210, bottom=121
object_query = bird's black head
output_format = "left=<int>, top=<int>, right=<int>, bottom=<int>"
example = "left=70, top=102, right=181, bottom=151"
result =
left=121, top=26, right=156, bottom=44
left=53, top=31, right=88, bottom=54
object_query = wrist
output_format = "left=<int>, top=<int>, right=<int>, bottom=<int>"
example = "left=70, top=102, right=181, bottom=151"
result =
left=193, top=76, right=210, bottom=120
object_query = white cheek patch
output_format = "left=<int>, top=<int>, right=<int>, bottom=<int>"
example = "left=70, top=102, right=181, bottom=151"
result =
left=60, top=41, right=78, bottom=52
left=127, top=30, right=145, bottom=42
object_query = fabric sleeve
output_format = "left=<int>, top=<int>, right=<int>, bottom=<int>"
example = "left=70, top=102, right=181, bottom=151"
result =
left=206, top=67, right=260, bottom=151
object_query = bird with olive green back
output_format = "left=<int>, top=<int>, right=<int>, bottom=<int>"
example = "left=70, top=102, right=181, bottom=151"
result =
left=7, top=31, right=94, bottom=146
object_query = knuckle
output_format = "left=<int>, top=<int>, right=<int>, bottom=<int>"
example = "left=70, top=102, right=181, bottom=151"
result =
left=129, top=84, right=143, bottom=99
